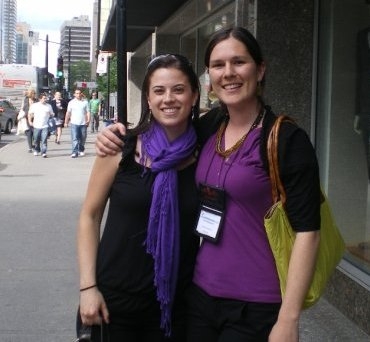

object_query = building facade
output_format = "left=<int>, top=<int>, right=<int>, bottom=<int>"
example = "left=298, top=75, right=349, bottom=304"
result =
left=100, top=0, right=370, bottom=334
left=0, top=0, right=17, bottom=63
left=90, top=0, right=99, bottom=80
left=15, top=22, right=32, bottom=64
left=59, top=15, right=91, bottom=75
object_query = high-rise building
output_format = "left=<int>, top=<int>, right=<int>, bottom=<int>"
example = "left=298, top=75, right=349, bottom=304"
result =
left=59, top=15, right=91, bottom=71
left=0, top=0, right=17, bottom=63
left=15, top=22, right=32, bottom=64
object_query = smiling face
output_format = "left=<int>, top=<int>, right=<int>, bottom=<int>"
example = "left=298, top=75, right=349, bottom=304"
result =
left=147, top=67, right=198, bottom=141
left=208, top=37, right=265, bottom=111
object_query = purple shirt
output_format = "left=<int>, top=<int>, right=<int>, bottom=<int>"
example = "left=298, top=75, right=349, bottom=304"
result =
left=194, top=128, right=281, bottom=303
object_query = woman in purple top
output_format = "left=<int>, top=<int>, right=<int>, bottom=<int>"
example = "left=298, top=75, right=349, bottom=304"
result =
left=95, top=27, right=321, bottom=342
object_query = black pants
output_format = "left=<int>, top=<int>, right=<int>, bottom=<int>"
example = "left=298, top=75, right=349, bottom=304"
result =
left=186, top=284, right=281, bottom=342
left=91, top=113, right=99, bottom=132
left=25, top=128, right=34, bottom=150
left=76, top=308, right=187, bottom=342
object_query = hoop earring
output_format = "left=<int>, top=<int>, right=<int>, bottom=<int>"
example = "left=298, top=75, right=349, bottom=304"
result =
left=208, top=90, right=218, bottom=103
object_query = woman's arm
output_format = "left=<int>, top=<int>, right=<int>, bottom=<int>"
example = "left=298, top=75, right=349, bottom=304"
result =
left=94, top=107, right=224, bottom=157
left=78, top=153, right=121, bottom=325
left=269, top=125, right=321, bottom=341
left=269, top=231, right=320, bottom=342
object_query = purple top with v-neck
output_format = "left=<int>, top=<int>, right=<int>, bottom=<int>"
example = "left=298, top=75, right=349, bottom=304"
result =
left=194, top=127, right=281, bottom=303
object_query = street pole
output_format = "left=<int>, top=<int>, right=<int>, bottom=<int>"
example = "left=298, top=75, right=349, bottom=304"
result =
left=116, top=0, right=127, bottom=125
left=68, top=27, right=71, bottom=94
left=106, top=55, right=110, bottom=120
left=44, top=34, right=49, bottom=89
left=96, top=0, right=101, bottom=59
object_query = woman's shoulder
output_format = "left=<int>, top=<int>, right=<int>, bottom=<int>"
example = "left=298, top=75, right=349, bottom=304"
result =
left=260, top=106, right=314, bottom=169
left=263, top=108, right=305, bottom=139
left=194, top=107, right=226, bottom=146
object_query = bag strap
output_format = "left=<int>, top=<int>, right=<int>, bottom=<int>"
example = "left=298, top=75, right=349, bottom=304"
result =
left=267, top=115, right=296, bottom=205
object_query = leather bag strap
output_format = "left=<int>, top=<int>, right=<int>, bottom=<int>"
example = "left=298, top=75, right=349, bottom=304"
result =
left=267, top=115, right=296, bottom=205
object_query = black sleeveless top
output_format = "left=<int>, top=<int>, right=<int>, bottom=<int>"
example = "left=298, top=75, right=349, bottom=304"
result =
left=96, top=136, right=199, bottom=316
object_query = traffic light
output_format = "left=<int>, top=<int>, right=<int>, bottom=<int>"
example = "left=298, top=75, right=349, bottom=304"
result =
left=57, top=56, right=64, bottom=78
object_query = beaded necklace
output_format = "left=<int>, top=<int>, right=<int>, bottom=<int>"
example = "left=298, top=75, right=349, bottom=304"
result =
left=215, top=108, right=264, bottom=158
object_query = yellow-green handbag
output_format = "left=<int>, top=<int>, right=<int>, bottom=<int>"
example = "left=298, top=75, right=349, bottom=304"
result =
left=264, top=115, right=345, bottom=309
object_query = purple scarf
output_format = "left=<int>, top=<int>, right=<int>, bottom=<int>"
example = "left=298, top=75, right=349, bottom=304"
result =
left=141, top=121, right=197, bottom=336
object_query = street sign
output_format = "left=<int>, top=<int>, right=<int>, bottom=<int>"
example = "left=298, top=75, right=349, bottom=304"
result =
left=75, top=81, right=97, bottom=89
left=28, top=31, right=40, bottom=46
left=96, top=52, right=112, bottom=74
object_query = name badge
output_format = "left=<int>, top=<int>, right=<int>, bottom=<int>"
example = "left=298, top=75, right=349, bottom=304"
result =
left=195, top=183, right=225, bottom=242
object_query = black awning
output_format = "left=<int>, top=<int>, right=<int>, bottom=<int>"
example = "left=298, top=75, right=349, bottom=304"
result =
left=101, top=0, right=189, bottom=52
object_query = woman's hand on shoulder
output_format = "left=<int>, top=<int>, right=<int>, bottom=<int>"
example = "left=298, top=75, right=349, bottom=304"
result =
left=95, top=123, right=126, bottom=157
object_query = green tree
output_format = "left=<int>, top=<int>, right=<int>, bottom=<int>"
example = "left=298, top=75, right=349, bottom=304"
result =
left=70, top=60, right=92, bottom=96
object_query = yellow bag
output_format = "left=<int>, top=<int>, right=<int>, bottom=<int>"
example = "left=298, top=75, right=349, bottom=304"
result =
left=264, top=115, right=345, bottom=309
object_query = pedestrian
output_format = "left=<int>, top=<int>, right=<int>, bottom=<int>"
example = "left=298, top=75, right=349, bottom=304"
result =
left=64, top=88, right=90, bottom=158
left=77, top=54, right=200, bottom=341
left=21, top=88, right=38, bottom=152
left=50, top=91, right=68, bottom=144
left=89, top=91, right=101, bottom=133
left=95, top=26, right=321, bottom=342
left=28, top=93, right=55, bottom=158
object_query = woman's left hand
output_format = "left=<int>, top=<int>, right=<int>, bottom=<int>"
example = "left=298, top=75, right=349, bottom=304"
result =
left=268, top=318, right=299, bottom=342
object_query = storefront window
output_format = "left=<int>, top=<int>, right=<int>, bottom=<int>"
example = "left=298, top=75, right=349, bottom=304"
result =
left=180, top=4, right=236, bottom=110
left=316, top=0, right=370, bottom=281
left=180, top=0, right=257, bottom=110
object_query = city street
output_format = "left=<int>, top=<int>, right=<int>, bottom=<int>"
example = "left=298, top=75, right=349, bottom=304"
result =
left=0, top=130, right=369, bottom=341
left=0, top=129, right=95, bottom=341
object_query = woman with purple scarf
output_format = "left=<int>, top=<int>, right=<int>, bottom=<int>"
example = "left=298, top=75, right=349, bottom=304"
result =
left=77, top=54, right=201, bottom=341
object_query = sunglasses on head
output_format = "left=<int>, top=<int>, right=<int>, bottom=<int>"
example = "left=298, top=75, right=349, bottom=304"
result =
left=147, top=54, right=192, bottom=68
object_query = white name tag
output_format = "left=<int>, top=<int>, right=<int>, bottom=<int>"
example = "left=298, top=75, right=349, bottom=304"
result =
left=195, top=205, right=223, bottom=242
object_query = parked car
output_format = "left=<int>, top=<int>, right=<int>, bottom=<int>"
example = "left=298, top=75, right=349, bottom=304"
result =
left=0, top=99, right=18, bottom=134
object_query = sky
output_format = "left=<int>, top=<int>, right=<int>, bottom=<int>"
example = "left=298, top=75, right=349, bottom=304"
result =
left=17, top=0, right=94, bottom=74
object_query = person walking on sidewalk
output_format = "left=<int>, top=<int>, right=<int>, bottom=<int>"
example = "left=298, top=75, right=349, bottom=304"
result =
left=89, top=91, right=101, bottom=133
left=50, top=91, right=68, bottom=144
left=28, top=93, right=55, bottom=158
left=21, top=88, right=38, bottom=152
left=64, top=89, right=90, bottom=158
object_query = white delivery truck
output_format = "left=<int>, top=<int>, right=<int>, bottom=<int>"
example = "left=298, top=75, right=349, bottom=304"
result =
left=0, top=64, right=40, bottom=110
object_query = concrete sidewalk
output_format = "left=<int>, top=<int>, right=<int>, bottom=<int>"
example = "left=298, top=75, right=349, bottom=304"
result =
left=0, top=129, right=369, bottom=341
left=0, top=129, right=95, bottom=341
